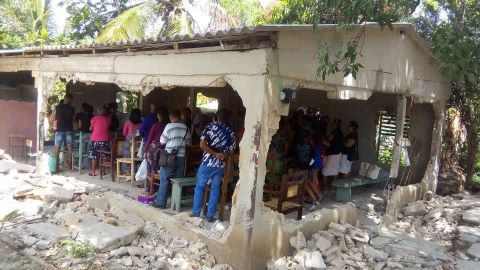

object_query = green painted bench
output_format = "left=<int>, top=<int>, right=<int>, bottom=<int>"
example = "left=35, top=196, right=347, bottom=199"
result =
left=332, top=173, right=389, bottom=202
left=170, top=177, right=196, bottom=212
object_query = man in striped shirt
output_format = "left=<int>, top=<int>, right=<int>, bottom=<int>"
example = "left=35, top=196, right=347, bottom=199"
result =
left=154, top=110, right=191, bottom=208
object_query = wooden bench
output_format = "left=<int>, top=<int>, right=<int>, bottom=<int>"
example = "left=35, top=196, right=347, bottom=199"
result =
left=332, top=173, right=389, bottom=202
left=170, top=177, right=196, bottom=212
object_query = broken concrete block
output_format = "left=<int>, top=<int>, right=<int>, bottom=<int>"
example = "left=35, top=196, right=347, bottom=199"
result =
left=328, top=223, right=347, bottom=234
left=459, top=234, right=479, bottom=243
left=425, top=208, right=443, bottom=221
left=458, top=226, right=480, bottom=238
left=69, top=215, right=137, bottom=251
left=38, top=186, right=74, bottom=203
left=21, top=235, right=38, bottom=247
left=86, top=197, right=109, bottom=212
left=315, top=236, right=331, bottom=252
left=456, top=260, right=480, bottom=270
left=466, top=243, right=480, bottom=259
left=348, top=229, right=370, bottom=243
left=122, top=256, right=133, bottom=266
left=127, top=246, right=150, bottom=257
left=463, top=209, right=480, bottom=225
left=363, top=246, right=388, bottom=262
left=290, top=231, right=307, bottom=250
left=109, top=246, right=128, bottom=258
left=27, top=223, right=69, bottom=242
left=304, top=251, right=326, bottom=269
left=35, top=240, right=51, bottom=250
left=403, top=202, right=428, bottom=216
left=369, top=237, right=395, bottom=249
left=110, top=207, right=145, bottom=233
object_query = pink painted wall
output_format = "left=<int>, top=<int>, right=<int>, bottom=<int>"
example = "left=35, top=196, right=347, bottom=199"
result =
left=0, top=100, right=37, bottom=153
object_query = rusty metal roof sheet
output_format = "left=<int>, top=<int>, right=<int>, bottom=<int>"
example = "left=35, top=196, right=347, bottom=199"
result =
left=0, top=23, right=423, bottom=57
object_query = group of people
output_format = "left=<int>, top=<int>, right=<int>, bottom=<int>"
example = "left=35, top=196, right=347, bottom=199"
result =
left=268, top=109, right=359, bottom=209
left=52, top=93, right=237, bottom=222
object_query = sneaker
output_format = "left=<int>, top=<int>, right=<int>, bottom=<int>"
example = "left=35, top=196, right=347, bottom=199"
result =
left=309, top=202, right=319, bottom=211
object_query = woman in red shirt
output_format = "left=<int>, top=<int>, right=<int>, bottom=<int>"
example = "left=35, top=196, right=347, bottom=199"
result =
left=88, top=107, right=111, bottom=176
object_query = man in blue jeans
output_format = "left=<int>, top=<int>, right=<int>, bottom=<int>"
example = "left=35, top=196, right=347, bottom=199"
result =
left=53, top=93, right=75, bottom=170
left=192, top=109, right=236, bottom=222
left=154, top=110, right=190, bottom=209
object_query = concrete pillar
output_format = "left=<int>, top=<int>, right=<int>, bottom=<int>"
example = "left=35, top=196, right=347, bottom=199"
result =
left=33, top=74, right=54, bottom=174
left=390, top=95, right=407, bottom=178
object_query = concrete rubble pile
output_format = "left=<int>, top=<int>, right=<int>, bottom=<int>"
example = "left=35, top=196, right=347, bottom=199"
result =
left=0, top=170, right=232, bottom=269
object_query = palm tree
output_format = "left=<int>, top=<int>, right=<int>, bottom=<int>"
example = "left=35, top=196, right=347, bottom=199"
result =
left=96, top=0, right=237, bottom=43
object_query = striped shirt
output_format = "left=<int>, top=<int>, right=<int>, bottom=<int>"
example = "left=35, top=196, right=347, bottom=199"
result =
left=160, top=122, right=191, bottom=157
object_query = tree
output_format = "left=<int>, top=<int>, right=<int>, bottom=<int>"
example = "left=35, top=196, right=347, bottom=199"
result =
left=411, top=0, right=480, bottom=186
left=218, top=0, right=264, bottom=26
left=0, top=0, right=53, bottom=48
left=96, top=0, right=237, bottom=43
left=62, top=0, right=130, bottom=43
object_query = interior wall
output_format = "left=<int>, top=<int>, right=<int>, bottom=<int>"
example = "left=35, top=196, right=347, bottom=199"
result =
left=289, top=89, right=433, bottom=179
left=68, top=82, right=120, bottom=114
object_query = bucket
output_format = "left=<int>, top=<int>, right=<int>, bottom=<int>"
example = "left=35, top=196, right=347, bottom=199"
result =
left=48, top=152, right=57, bottom=173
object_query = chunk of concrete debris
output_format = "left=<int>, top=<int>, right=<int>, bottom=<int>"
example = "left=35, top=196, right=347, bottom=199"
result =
left=463, top=209, right=480, bottom=225
left=403, top=202, right=428, bottom=217
left=459, top=234, right=479, bottom=243
left=304, top=251, right=326, bottom=269
left=27, top=223, right=69, bottom=242
left=328, top=223, right=347, bottom=234
left=290, top=231, right=307, bottom=250
left=458, top=226, right=480, bottom=238
left=86, top=197, right=109, bottom=212
left=363, top=246, right=388, bottom=262
left=316, top=236, right=331, bottom=252
left=110, top=246, right=128, bottom=258
left=110, top=207, right=145, bottom=233
left=348, top=229, right=370, bottom=243
left=466, top=243, right=480, bottom=259
left=369, top=237, right=394, bottom=249
left=456, top=260, right=480, bottom=270
left=39, top=186, right=75, bottom=203
left=127, top=246, right=150, bottom=257
left=69, top=215, right=137, bottom=251
left=35, top=240, right=51, bottom=250
left=122, top=256, right=133, bottom=266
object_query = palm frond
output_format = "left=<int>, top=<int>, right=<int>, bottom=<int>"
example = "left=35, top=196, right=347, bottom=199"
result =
left=183, top=0, right=237, bottom=33
left=96, top=0, right=158, bottom=43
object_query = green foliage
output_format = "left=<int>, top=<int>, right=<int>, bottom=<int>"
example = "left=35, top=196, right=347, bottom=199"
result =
left=63, top=0, right=129, bottom=43
left=217, top=0, right=264, bottom=26
left=60, top=239, right=96, bottom=258
left=196, top=92, right=216, bottom=107
left=0, top=210, right=21, bottom=233
left=0, top=0, right=52, bottom=48
left=116, top=91, right=139, bottom=113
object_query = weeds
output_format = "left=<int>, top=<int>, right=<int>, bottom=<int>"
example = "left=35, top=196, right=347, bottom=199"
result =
left=0, top=210, right=21, bottom=233
left=59, top=239, right=96, bottom=258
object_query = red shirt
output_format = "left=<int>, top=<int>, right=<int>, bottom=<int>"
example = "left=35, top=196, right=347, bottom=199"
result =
left=123, top=120, right=141, bottom=138
left=144, top=121, right=166, bottom=152
left=90, top=115, right=111, bottom=142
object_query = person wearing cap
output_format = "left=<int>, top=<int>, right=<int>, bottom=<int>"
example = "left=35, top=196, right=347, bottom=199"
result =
left=191, top=109, right=236, bottom=222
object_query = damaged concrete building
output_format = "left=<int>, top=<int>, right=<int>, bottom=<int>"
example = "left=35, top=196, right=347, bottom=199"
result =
left=0, top=24, right=450, bottom=269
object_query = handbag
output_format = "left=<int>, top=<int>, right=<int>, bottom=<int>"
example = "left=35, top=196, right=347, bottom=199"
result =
left=158, top=128, right=188, bottom=168
left=347, top=143, right=359, bottom=161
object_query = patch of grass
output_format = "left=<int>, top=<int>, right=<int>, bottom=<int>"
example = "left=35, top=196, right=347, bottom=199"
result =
left=0, top=210, right=21, bottom=233
left=59, top=239, right=96, bottom=258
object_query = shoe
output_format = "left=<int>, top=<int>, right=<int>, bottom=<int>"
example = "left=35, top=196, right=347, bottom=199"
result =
left=308, top=202, right=319, bottom=211
left=189, top=214, right=200, bottom=218
left=153, top=204, right=167, bottom=209
left=206, top=216, right=216, bottom=223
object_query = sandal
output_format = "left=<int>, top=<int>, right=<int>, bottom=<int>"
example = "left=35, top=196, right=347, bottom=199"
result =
left=88, top=172, right=96, bottom=176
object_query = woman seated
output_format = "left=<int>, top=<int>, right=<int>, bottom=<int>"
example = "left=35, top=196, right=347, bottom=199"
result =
left=144, top=107, right=169, bottom=176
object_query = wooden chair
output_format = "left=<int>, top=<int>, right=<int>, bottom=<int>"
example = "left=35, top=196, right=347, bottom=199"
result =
left=202, top=154, right=240, bottom=221
left=25, top=138, right=37, bottom=164
left=263, top=170, right=307, bottom=220
left=8, top=134, right=26, bottom=159
left=72, top=132, right=91, bottom=173
left=98, top=137, right=125, bottom=181
left=265, top=154, right=284, bottom=193
left=116, top=136, right=142, bottom=185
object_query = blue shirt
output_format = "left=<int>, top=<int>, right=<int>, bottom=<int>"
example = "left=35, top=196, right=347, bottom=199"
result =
left=139, top=113, right=157, bottom=139
left=200, top=122, right=236, bottom=168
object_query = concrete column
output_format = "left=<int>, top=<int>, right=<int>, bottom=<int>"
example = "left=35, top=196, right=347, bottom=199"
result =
left=33, top=75, right=54, bottom=174
left=390, top=95, right=407, bottom=178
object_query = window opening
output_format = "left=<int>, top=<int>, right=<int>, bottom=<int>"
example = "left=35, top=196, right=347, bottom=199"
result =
left=196, top=92, right=218, bottom=113
left=376, top=110, right=410, bottom=165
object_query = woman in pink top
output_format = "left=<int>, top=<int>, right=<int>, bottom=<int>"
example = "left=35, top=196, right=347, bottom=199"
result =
left=122, top=108, right=142, bottom=157
left=88, top=107, right=111, bottom=176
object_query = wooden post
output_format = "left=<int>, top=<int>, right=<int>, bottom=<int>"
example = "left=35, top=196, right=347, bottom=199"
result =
left=188, top=87, right=196, bottom=111
left=390, top=95, right=407, bottom=178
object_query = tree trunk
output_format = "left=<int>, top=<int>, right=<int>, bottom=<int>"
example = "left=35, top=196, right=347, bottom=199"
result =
left=465, top=124, right=479, bottom=186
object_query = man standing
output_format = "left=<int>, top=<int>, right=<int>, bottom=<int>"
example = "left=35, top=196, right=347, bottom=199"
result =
left=155, top=110, right=191, bottom=209
left=192, top=109, right=236, bottom=222
left=54, top=93, right=75, bottom=170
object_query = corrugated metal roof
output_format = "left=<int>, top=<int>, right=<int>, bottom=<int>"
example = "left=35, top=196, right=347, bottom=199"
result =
left=0, top=23, right=424, bottom=57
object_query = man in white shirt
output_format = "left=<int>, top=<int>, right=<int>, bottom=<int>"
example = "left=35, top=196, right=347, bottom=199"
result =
left=154, top=110, right=191, bottom=208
